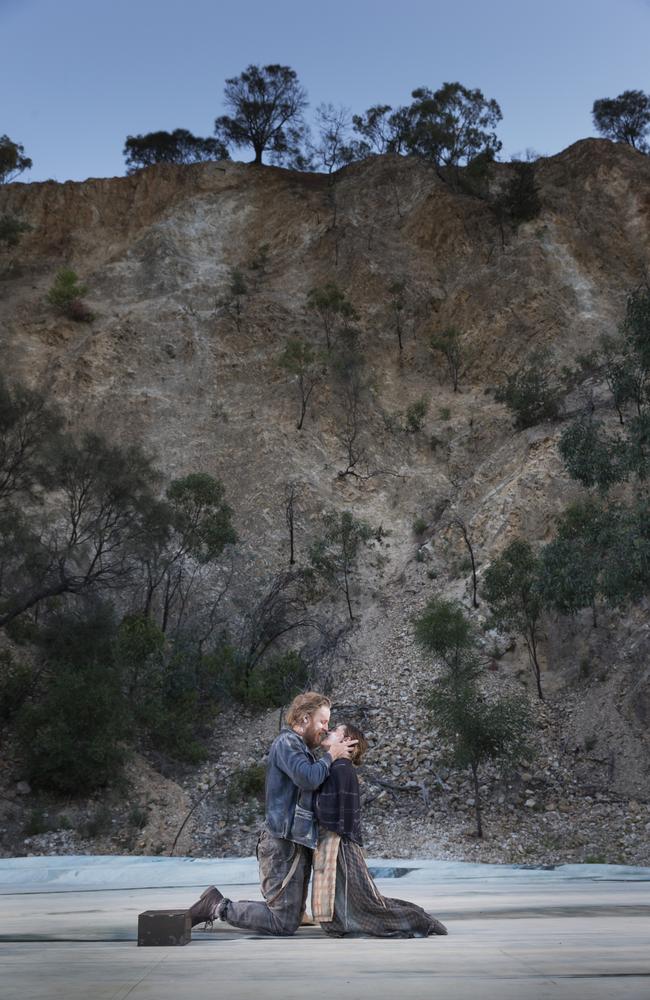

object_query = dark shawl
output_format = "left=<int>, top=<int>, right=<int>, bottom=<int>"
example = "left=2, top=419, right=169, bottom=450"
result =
left=314, top=759, right=363, bottom=846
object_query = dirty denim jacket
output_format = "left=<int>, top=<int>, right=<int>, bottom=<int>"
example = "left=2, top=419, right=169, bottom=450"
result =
left=264, top=727, right=332, bottom=849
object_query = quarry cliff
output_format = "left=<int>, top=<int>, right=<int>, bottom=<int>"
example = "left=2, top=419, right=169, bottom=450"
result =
left=1, top=138, right=650, bottom=864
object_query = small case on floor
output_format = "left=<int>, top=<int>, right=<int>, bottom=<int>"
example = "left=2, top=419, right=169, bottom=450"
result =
left=137, top=909, right=192, bottom=946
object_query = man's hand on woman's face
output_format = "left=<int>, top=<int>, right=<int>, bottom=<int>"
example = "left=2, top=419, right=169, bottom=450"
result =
left=325, top=730, right=358, bottom=760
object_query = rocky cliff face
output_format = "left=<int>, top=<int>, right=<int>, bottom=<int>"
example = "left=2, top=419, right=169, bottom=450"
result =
left=2, top=139, right=650, bottom=863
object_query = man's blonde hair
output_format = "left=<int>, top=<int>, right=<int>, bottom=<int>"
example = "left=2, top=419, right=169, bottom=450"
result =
left=286, top=691, right=331, bottom=728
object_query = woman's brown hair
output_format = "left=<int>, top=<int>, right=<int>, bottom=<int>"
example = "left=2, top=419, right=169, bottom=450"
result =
left=339, top=722, right=368, bottom=765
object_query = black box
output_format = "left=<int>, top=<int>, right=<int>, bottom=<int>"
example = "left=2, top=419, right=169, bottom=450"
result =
left=137, top=909, right=192, bottom=946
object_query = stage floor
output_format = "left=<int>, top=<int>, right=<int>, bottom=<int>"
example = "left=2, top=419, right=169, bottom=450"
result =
left=1, top=856, right=649, bottom=999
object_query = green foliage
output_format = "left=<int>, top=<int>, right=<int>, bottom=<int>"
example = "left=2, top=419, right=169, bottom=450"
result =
left=428, top=669, right=533, bottom=775
left=310, top=510, right=373, bottom=620
left=128, top=804, right=149, bottom=829
left=539, top=500, right=607, bottom=615
left=80, top=803, right=113, bottom=839
left=351, top=104, right=412, bottom=154
left=0, top=214, right=31, bottom=247
left=17, top=606, right=129, bottom=795
left=0, top=135, right=32, bottom=184
left=246, top=650, right=309, bottom=709
left=226, top=763, right=266, bottom=804
left=405, top=397, right=429, bottom=432
left=494, top=352, right=561, bottom=429
left=420, top=600, right=534, bottom=838
left=166, top=473, right=237, bottom=563
left=481, top=539, right=545, bottom=699
left=541, top=497, right=650, bottom=614
left=558, top=417, right=627, bottom=490
left=623, top=285, right=650, bottom=373
left=214, top=64, right=308, bottom=166
left=307, top=282, right=356, bottom=350
left=0, top=649, right=33, bottom=724
left=225, top=267, right=247, bottom=329
left=429, top=328, right=465, bottom=391
left=412, top=517, right=428, bottom=536
left=24, top=808, right=55, bottom=836
left=592, top=90, right=650, bottom=152
left=413, top=596, right=475, bottom=668
left=278, top=338, right=323, bottom=429
left=438, top=406, right=451, bottom=421
left=405, top=82, right=502, bottom=186
left=494, top=160, right=542, bottom=227
left=46, top=268, right=93, bottom=322
left=123, top=129, right=229, bottom=173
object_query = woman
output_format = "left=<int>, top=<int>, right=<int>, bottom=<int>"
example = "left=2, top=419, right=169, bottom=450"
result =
left=312, top=722, right=448, bottom=938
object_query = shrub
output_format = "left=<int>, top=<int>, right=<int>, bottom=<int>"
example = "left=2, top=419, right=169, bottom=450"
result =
left=0, top=649, right=33, bottom=723
left=0, top=214, right=31, bottom=247
left=494, top=353, right=561, bottom=429
left=405, top=397, right=429, bottom=432
left=17, top=657, right=128, bottom=795
left=46, top=269, right=93, bottom=322
left=494, top=161, right=541, bottom=227
left=23, top=809, right=53, bottom=836
left=80, top=803, right=113, bottom=839
left=413, top=517, right=428, bottom=536
left=15, top=602, right=129, bottom=794
left=226, top=763, right=266, bottom=805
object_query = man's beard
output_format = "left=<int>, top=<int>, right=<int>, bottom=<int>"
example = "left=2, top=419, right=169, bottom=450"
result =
left=304, top=725, right=325, bottom=750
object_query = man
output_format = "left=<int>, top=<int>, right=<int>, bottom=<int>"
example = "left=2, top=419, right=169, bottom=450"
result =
left=187, top=691, right=356, bottom=936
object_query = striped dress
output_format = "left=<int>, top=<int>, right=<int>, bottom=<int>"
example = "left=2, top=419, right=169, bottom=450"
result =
left=313, top=760, right=447, bottom=938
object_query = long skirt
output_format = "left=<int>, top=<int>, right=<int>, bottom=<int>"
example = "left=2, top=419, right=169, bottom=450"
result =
left=318, top=837, right=447, bottom=938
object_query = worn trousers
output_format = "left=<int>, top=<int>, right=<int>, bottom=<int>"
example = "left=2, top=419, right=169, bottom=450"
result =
left=219, top=829, right=312, bottom=936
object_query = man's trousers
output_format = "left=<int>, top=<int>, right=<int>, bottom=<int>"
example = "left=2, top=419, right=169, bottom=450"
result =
left=219, top=829, right=311, bottom=936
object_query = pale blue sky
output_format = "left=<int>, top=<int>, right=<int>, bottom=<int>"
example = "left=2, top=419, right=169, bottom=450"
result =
left=2, top=0, right=649, bottom=182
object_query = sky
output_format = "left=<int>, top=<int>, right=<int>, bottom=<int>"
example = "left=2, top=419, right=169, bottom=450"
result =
left=2, top=0, right=649, bottom=183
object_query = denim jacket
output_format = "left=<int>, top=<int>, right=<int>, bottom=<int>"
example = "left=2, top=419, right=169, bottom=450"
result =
left=264, top=726, right=332, bottom=849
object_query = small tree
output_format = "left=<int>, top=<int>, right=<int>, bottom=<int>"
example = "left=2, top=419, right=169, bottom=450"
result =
left=123, top=128, right=229, bottom=173
left=284, top=481, right=300, bottom=565
left=16, top=601, right=128, bottom=794
left=405, top=82, right=502, bottom=186
left=351, top=104, right=412, bottom=154
left=307, top=282, right=356, bottom=350
left=450, top=516, right=480, bottom=608
left=388, top=279, right=406, bottom=352
left=558, top=416, right=627, bottom=491
left=405, top=397, right=428, bottom=432
left=481, top=539, right=545, bottom=700
left=141, top=472, right=237, bottom=632
left=214, top=64, right=308, bottom=165
left=592, top=90, right=650, bottom=152
left=278, top=338, right=323, bottom=429
left=413, top=596, right=475, bottom=669
left=226, top=267, right=247, bottom=330
left=0, top=135, right=32, bottom=184
left=430, top=328, right=466, bottom=392
left=0, top=215, right=31, bottom=248
left=414, top=596, right=533, bottom=837
left=493, top=159, right=542, bottom=229
left=46, top=268, right=93, bottom=322
left=539, top=499, right=607, bottom=626
left=310, top=103, right=364, bottom=174
left=309, top=510, right=373, bottom=621
left=494, top=352, right=561, bottom=429
left=427, top=659, right=533, bottom=837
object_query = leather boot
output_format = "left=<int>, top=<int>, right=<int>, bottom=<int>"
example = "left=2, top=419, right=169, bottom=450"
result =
left=188, top=885, right=224, bottom=928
